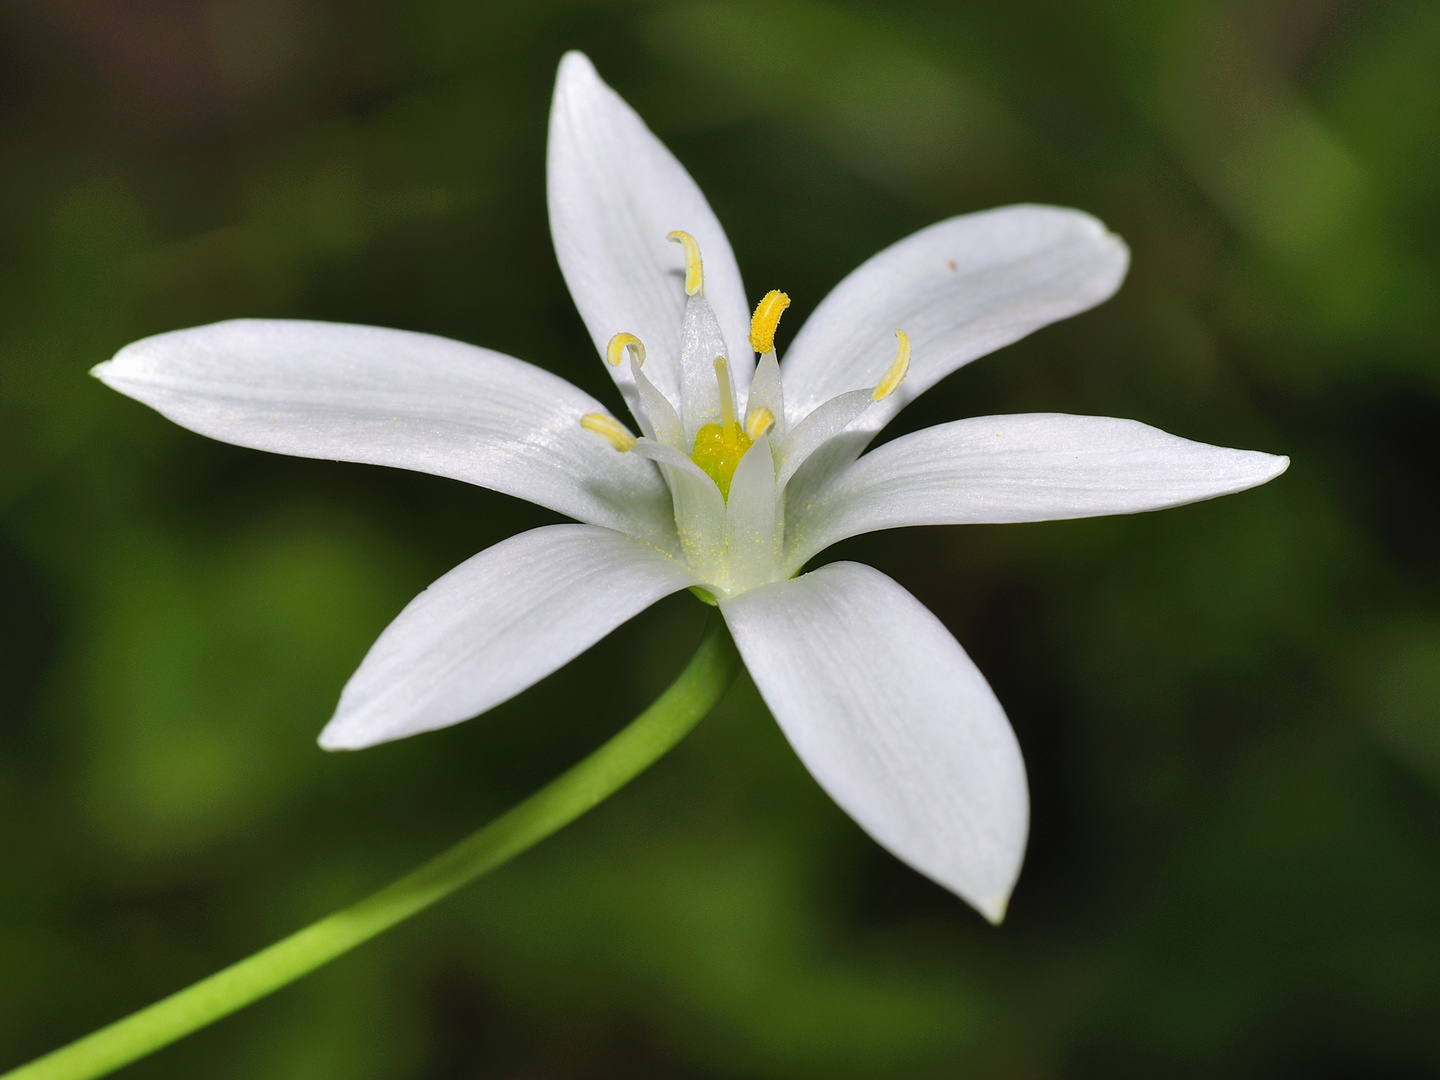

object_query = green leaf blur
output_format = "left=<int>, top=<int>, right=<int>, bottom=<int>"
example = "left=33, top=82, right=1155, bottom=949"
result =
left=1, top=0, right=1436, bottom=1075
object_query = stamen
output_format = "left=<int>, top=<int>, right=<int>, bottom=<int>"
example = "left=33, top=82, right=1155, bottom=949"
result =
left=666, top=230, right=705, bottom=295
left=580, top=413, right=637, bottom=452
left=745, top=407, right=775, bottom=440
left=606, top=332, right=646, bottom=368
left=713, top=356, right=738, bottom=428
left=749, top=290, right=791, bottom=354
left=872, top=329, right=911, bottom=401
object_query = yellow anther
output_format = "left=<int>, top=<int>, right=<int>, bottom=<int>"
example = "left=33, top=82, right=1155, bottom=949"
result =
left=749, top=290, right=791, bottom=354
left=580, top=413, right=637, bottom=452
left=872, top=329, right=911, bottom=401
left=606, top=332, right=646, bottom=368
left=667, top=230, right=704, bottom=295
left=745, top=407, right=775, bottom=440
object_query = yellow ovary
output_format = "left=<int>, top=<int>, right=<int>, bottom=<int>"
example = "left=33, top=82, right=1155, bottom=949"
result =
left=690, top=355, right=752, bottom=499
left=691, top=424, right=752, bottom=499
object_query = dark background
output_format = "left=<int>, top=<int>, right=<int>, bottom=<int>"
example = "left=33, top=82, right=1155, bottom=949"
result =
left=2, top=0, right=1438, bottom=1076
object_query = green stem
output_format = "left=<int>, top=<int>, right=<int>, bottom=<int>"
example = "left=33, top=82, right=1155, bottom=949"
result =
left=4, top=612, right=741, bottom=1080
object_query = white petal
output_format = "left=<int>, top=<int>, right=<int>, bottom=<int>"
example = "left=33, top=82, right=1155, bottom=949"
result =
left=679, top=294, right=727, bottom=447
left=629, top=355, right=684, bottom=449
left=745, top=351, right=786, bottom=442
left=319, top=524, right=699, bottom=750
left=631, top=438, right=728, bottom=585
left=720, top=562, right=1028, bottom=921
left=547, top=52, right=753, bottom=419
left=773, top=388, right=874, bottom=489
left=780, top=205, right=1129, bottom=442
left=724, top=435, right=780, bottom=594
left=787, top=413, right=1291, bottom=568
left=94, top=319, right=675, bottom=548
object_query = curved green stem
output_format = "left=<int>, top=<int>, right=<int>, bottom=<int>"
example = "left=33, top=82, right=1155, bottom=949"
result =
left=4, top=613, right=741, bottom=1080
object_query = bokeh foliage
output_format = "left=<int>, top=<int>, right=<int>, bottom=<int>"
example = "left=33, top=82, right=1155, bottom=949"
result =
left=2, top=0, right=1438, bottom=1076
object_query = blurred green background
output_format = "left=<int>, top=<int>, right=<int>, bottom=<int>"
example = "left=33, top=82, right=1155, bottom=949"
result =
left=2, top=0, right=1438, bottom=1076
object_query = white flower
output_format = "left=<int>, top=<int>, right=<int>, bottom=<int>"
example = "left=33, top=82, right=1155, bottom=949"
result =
left=92, top=52, right=1287, bottom=922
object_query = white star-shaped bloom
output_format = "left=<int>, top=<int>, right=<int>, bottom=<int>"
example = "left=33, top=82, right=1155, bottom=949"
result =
left=93, top=52, right=1287, bottom=922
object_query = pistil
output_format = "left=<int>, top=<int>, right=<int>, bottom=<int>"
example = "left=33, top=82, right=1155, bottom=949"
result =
left=690, top=355, right=752, bottom=499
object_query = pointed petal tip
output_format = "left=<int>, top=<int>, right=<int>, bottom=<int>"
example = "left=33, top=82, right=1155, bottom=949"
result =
left=1082, top=212, right=1130, bottom=295
left=1035, top=204, right=1131, bottom=301
left=977, top=889, right=1012, bottom=926
left=316, top=719, right=363, bottom=752
left=552, top=52, right=604, bottom=123
left=1013, top=202, right=1130, bottom=265
left=317, top=704, right=398, bottom=752
left=1236, top=449, right=1291, bottom=492
left=91, top=347, right=146, bottom=393
left=1107, top=227, right=1131, bottom=279
left=555, top=49, right=595, bottom=84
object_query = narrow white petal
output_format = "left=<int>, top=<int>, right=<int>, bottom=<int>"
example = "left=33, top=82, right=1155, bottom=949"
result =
left=319, top=525, right=699, bottom=750
left=93, top=319, right=675, bottom=546
left=787, top=413, right=1291, bottom=568
left=745, top=351, right=786, bottom=442
left=780, top=205, right=1129, bottom=444
left=724, top=435, right=780, bottom=594
left=631, top=435, right=712, bottom=479
left=773, top=388, right=874, bottom=489
left=547, top=52, right=753, bottom=418
left=679, top=294, right=727, bottom=447
left=721, top=562, right=1028, bottom=922
left=630, top=356, right=684, bottom=449
left=631, top=438, right=728, bottom=585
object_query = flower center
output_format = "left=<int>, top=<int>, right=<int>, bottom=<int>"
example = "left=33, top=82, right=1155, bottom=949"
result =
left=689, top=355, right=750, bottom=499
